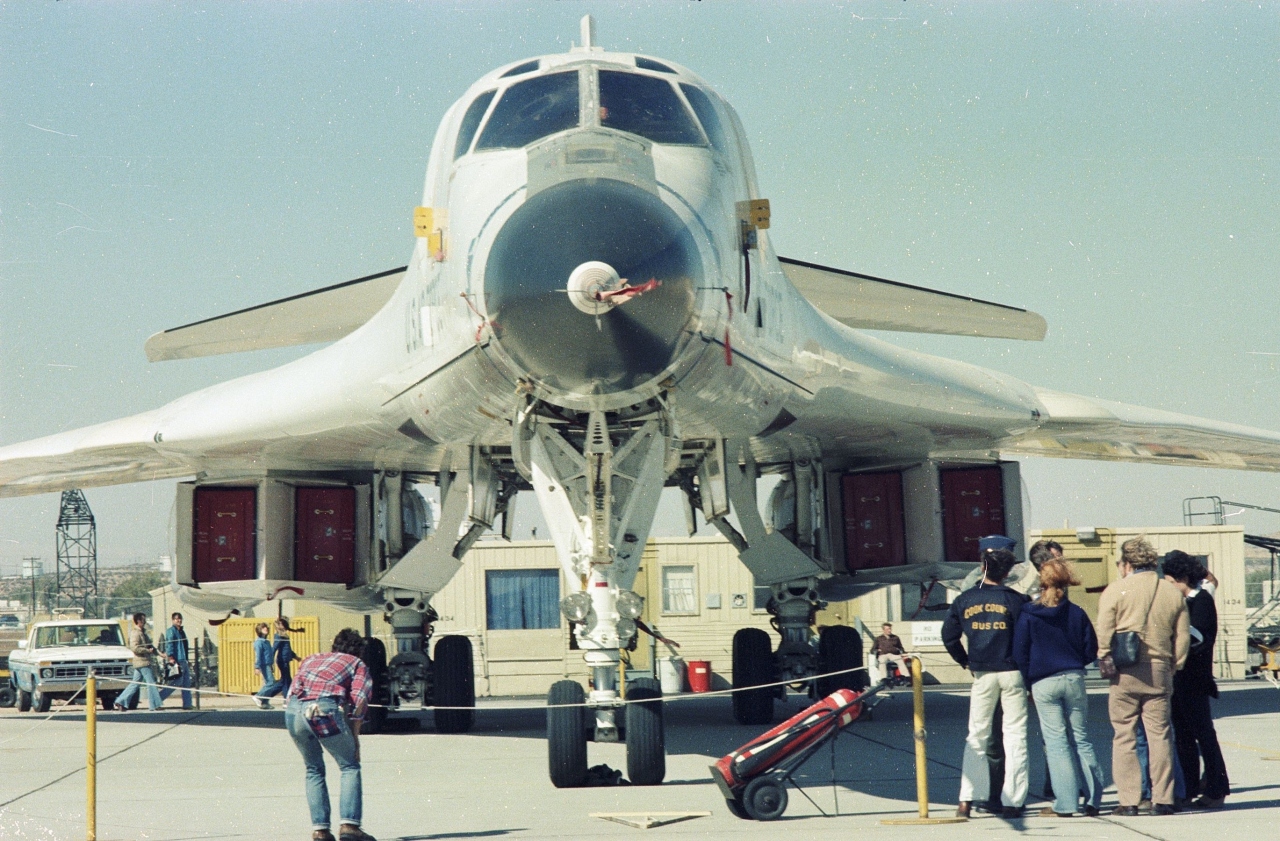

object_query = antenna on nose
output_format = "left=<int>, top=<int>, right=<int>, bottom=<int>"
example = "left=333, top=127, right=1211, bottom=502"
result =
left=579, top=15, right=597, bottom=51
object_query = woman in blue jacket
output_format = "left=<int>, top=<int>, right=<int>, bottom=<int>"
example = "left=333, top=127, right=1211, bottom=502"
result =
left=1013, top=560, right=1104, bottom=817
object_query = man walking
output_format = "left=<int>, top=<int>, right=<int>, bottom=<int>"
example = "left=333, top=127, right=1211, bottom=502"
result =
left=1097, top=537, right=1190, bottom=816
left=942, top=539, right=1031, bottom=818
left=114, top=613, right=161, bottom=712
left=159, top=612, right=194, bottom=710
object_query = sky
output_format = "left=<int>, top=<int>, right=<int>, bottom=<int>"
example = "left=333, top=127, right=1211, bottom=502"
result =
left=3, top=1, right=1280, bottom=573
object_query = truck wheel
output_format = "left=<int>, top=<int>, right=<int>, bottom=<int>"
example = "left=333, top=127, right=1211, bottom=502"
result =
left=547, top=679, right=588, bottom=788
left=742, top=776, right=788, bottom=820
left=16, top=689, right=31, bottom=712
left=0, top=685, right=14, bottom=708
left=816, top=624, right=868, bottom=697
left=732, top=627, right=775, bottom=725
left=99, top=691, right=118, bottom=711
left=625, top=677, right=665, bottom=786
left=432, top=635, right=475, bottom=734
left=32, top=687, right=52, bottom=713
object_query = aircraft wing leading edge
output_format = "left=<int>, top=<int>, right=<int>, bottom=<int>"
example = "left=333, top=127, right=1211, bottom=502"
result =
left=1000, top=388, right=1280, bottom=471
left=144, top=267, right=406, bottom=362
left=779, top=257, right=1048, bottom=341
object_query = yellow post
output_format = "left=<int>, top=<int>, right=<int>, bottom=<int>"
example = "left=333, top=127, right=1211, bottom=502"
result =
left=86, top=674, right=96, bottom=841
left=881, top=656, right=967, bottom=825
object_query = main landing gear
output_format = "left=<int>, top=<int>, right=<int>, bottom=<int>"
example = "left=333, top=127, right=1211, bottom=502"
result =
left=730, top=580, right=867, bottom=725
left=363, top=600, right=475, bottom=734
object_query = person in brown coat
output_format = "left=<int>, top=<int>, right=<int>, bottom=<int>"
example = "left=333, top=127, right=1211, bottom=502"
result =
left=1096, top=537, right=1190, bottom=816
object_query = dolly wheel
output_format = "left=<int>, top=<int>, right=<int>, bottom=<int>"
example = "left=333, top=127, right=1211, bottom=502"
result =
left=625, top=678, right=665, bottom=785
left=547, top=679, right=588, bottom=788
left=742, top=776, right=789, bottom=820
left=725, top=797, right=750, bottom=820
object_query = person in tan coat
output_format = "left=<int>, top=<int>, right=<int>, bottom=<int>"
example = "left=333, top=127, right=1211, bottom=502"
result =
left=1096, top=538, right=1190, bottom=816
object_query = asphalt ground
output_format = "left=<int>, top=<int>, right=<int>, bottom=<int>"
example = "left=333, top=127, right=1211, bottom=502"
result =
left=1, top=680, right=1278, bottom=840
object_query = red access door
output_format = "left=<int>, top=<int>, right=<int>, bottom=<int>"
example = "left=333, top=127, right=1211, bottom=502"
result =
left=294, top=486, right=356, bottom=584
left=842, top=471, right=907, bottom=570
left=940, top=466, right=1006, bottom=563
left=193, top=488, right=257, bottom=582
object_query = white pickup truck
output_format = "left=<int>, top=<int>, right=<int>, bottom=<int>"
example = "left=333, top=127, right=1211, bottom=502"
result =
left=8, top=619, right=135, bottom=712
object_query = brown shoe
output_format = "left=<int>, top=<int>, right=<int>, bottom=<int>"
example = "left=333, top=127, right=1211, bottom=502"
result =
left=955, top=801, right=971, bottom=819
left=338, top=826, right=376, bottom=841
left=1037, top=807, right=1073, bottom=817
left=312, top=832, right=335, bottom=841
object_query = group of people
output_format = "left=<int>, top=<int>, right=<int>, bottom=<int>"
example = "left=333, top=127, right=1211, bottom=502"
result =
left=254, top=618, right=303, bottom=709
left=112, top=611, right=193, bottom=712
left=940, top=534, right=1228, bottom=818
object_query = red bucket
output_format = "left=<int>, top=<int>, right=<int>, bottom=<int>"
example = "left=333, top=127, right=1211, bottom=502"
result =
left=687, top=660, right=712, bottom=693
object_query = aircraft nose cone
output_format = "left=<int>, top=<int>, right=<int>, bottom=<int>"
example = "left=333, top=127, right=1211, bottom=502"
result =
left=485, top=179, right=700, bottom=396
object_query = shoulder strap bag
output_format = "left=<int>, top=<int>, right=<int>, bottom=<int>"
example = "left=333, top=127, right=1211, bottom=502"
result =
left=1111, top=575, right=1159, bottom=669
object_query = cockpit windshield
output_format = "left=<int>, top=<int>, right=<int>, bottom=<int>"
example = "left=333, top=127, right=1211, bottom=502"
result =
left=475, top=71, right=580, bottom=151
left=599, top=70, right=703, bottom=146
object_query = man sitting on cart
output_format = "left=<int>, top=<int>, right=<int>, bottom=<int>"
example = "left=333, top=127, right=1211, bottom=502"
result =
left=873, top=623, right=910, bottom=684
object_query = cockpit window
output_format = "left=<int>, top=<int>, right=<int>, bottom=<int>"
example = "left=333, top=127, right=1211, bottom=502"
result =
left=454, top=90, right=496, bottom=159
left=599, top=70, right=703, bottom=145
left=501, top=59, right=540, bottom=78
left=679, top=84, right=728, bottom=154
left=476, top=71, right=580, bottom=151
left=634, top=57, right=675, bottom=74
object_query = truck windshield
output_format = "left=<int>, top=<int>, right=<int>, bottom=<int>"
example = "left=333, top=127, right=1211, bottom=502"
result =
left=599, top=70, right=703, bottom=145
left=35, top=624, right=123, bottom=647
left=476, top=71, right=580, bottom=151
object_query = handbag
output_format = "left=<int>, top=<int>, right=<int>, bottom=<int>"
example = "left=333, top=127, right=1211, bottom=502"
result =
left=165, top=660, right=183, bottom=682
left=1110, top=575, right=1160, bottom=669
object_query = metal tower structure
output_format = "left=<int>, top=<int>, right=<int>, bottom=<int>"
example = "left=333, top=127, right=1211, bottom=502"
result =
left=56, top=489, right=98, bottom=614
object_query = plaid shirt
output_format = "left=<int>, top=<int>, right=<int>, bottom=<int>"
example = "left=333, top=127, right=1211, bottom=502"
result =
left=287, top=652, right=371, bottom=719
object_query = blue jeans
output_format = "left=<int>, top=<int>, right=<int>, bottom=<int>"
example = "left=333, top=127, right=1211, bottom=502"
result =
left=285, top=697, right=362, bottom=830
left=115, top=666, right=162, bottom=711
left=1136, top=719, right=1187, bottom=801
left=158, top=661, right=192, bottom=708
left=1032, top=670, right=1104, bottom=813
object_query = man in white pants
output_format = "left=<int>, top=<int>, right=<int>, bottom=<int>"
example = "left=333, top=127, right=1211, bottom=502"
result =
left=942, top=538, right=1032, bottom=819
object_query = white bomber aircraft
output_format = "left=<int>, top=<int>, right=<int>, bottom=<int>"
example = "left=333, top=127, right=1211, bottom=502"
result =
left=5, top=18, right=1280, bottom=785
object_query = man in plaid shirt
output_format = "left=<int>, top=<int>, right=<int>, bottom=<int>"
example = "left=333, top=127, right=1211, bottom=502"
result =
left=285, top=628, right=375, bottom=841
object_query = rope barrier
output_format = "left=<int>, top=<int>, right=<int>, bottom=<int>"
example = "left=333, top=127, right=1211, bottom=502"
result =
left=0, top=682, right=88, bottom=747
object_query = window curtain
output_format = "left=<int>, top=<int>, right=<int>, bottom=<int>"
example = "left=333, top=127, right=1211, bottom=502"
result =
left=486, top=569, right=561, bottom=630
left=662, top=565, right=697, bottom=613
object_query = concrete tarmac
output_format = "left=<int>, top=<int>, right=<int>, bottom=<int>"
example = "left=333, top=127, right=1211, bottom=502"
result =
left=1, top=681, right=1278, bottom=840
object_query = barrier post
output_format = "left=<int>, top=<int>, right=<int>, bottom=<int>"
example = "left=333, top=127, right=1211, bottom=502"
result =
left=86, top=673, right=97, bottom=841
left=881, top=656, right=967, bottom=825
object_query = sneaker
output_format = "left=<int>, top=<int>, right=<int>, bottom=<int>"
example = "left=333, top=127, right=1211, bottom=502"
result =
left=338, top=826, right=376, bottom=841
left=1112, top=805, right=1139, bottom=816
left=1137, top=798, right=1153, bottom=814
left=255, top=698, right=270, bottom=710
left=1037, top=807, right=1073, bottom=818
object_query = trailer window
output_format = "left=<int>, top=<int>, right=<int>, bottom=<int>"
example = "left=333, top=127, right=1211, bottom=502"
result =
left=476, top=71, right=580, bottom=151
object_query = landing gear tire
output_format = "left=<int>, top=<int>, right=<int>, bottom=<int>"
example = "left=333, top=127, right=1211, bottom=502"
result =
left=359, top=637, right=389, bottom=735
left=732, top=627, right=775, bottom=726
left=99, top=691, right=118, bottom=711
left=0, top=685, right=14, bottom=708
left=32, top=687, right=51, bottom=713
left=432, top=635, right=475, bottom=734
left=741, top=776, right=788, bottom=820
left=547, top=679, right=588, bottom=788
left=815, top=624, right=868, bottom=697
left=625, top=677, right=665, bottom=786
left=16, top=688, right=31, bottom=712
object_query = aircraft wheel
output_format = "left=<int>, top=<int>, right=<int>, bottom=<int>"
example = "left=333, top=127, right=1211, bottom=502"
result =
left=815, top=624, right=868, bottom=697
left=99, top=691, right=118, bottom=711
left=741, top=776, right=788, bottom=821
left=0, top=685, right=14, bottom=708
left=16, top=688, right=31, bottom=712
left=732, top=627, right=775, bottom=725
left=625, top=677, right=665, bottom=785
left=432, top=635, right=475, bottom=734
left=32, top=687, right=52, bottom=713
left=359, top=636, right=390, bottom=734
left=547, top=679, right=588, bottom=788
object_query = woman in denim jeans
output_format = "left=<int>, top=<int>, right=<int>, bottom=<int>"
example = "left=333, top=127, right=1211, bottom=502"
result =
left=1013, top=560, right=1104, bottom=817
left=285, top=628, right=375, bottom=841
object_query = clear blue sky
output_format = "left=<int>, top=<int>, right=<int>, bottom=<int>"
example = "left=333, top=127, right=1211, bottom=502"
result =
left=3, top=1, right=1280, bottom=573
